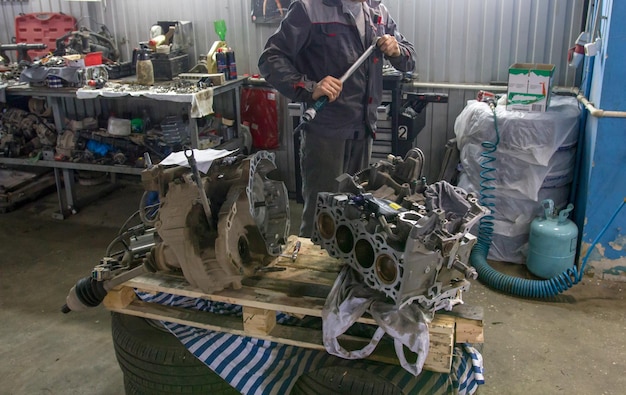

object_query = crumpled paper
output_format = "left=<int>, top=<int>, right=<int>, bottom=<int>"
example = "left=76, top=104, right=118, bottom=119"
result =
left=159, top=148, right=235, bottom=173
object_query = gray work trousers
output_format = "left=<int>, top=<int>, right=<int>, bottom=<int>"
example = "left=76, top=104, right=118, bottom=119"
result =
left=299, top=131, right=372, bottom=237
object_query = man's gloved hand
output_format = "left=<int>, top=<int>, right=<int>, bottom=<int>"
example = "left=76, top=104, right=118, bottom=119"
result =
left=377, top=34, right=401, bottom=58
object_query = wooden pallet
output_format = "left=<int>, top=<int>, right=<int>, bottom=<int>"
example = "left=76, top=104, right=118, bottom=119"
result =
left=0, top=168, right=56, bottom=213
left=104, top=236, right=484, bottom=374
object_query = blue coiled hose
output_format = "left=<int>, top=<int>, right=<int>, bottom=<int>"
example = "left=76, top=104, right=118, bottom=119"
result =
left=469, top=104, right=626, bottom=298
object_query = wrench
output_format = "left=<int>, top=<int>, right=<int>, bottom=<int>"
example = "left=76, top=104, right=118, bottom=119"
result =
left=294, top=37, right=381, bottom=132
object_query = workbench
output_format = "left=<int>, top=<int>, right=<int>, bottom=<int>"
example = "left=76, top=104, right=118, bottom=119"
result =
left=0, top=77, right=247, bottom=218
left=103, top=235, right=485, bottom=394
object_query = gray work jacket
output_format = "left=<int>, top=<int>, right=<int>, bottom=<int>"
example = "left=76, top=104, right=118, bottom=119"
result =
left=258, top=0, right=416, bottom=139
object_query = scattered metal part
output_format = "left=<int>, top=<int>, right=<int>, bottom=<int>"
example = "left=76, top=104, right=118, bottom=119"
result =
left=279, top=240, right=301, bottom=262
left=254, top=266, right=286, bottom=273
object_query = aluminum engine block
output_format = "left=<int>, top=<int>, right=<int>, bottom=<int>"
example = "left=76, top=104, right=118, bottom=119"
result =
left=311, top=183, right=487, bottom=312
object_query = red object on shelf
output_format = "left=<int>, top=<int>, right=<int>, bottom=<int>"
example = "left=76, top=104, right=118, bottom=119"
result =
left=240, top=87, right=280, bottom=149
left=84, top=52, right=102, bottom=66
left=15, top=13, right=77, bottom=58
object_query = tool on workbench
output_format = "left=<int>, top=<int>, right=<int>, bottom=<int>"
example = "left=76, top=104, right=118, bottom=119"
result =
left=293, top=37, right=381, bottom=133
left=279, top=240, right=301, bottom=262
left=0, top=43, right=47, bottom=65
left=87, top=78, right=106, bottom=89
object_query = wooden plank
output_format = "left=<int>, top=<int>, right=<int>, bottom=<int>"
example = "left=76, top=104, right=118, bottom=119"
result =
left=0, top=172, right=56, bottom=212
left=427, top=315, right=455, bottom=371
left=110, top=299, right=453, bottom=373
left=243, top=307, right=276, bottom=336
left=123, top=272, right=483, bottom=342
left=103, top=286, right=137, bottom=310
left=272, top=235, right=342, bottom=276
left=455, top=317, right=484, bottom=343
left=124, top=272, right=350, bottom=322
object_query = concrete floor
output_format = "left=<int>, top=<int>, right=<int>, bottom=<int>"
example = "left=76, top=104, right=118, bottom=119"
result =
left=0, top=178, right=625, bottom=395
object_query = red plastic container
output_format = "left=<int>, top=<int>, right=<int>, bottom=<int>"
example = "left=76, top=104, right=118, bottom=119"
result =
left=15, top=13, right=77, bottom=57
left=240, top=87, right=280, bottom=149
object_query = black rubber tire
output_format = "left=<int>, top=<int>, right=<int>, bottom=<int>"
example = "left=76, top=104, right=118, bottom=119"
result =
left=290, top=366, right=403, bottom=395
left=111, top=312, right=239, bottom=395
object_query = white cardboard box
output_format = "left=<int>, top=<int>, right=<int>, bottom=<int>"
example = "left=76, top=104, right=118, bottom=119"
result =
left=506, top=63, right=555, bottom=112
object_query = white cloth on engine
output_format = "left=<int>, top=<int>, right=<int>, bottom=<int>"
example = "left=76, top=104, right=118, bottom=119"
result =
left=322, top=265, right=431, bottom=376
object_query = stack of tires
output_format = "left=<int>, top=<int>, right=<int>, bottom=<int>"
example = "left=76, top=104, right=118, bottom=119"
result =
left=111, top=313, right=239, bottom=395
left=111, top=313, right=409, bottom=394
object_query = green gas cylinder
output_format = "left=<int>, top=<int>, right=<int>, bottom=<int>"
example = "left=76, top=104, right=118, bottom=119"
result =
left=526, top=199, right=578, bottom=279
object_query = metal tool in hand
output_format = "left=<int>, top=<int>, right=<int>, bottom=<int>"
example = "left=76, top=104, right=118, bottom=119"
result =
left=294, top=37, right=381, bottom=133
left=184, top=148, right=214, bottom=230
left=279, top=240, right=301, bottom=262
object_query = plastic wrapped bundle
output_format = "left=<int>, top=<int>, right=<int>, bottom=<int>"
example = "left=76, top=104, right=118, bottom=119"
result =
left=455, top=95, right=580, bottom=263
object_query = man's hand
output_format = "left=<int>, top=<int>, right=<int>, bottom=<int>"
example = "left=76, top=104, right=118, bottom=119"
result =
left=313, top=76, right=343, bottom=102
left=377, top=34, right=401, bottom=58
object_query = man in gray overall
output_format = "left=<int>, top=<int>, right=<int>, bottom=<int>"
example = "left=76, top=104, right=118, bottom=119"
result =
left=259, top=0, right=416, bottom=237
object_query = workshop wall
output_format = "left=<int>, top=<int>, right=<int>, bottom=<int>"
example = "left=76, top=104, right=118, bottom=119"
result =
left=576, top=1, right=626, bottom=281
left=0, top=0, right=585, bottom=180
left=1, top=0, right=585, bottom=85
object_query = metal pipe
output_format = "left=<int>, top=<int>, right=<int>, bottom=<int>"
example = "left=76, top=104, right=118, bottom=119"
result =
left=577, top=93, right=626, bottom=118
left=410, top=81, right=585, bottom=94
left=409, top=82, right=626, bottom=119
left=408, top=82, right=508, bottom=92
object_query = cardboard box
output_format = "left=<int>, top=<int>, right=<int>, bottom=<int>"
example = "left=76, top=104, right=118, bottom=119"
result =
left=506, top=63, right=555, bottom=112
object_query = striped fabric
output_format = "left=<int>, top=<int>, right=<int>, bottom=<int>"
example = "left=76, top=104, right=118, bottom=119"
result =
left=137, top=291, right=484, bottom=395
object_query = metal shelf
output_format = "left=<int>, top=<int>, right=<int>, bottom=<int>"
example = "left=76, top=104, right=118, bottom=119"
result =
left=2, top=78, right=247, bottom=218
left=0, top=158, right=143, bottom=175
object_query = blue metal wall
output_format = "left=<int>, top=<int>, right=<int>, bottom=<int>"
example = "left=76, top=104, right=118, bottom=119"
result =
left=577, top=0, right=626, bottom=280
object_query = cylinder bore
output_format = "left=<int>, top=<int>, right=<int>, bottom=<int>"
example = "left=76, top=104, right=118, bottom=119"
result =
left=335, top=225, right=354, bottom=254
left=354, top=239, right=375, bottom=269
left=375, top=254, right=397, bottom=284
left=317, top=212, right=335, bottom=240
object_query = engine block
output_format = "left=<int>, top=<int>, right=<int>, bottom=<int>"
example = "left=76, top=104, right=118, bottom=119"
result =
left=312, top=183, right=487, bottom=312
